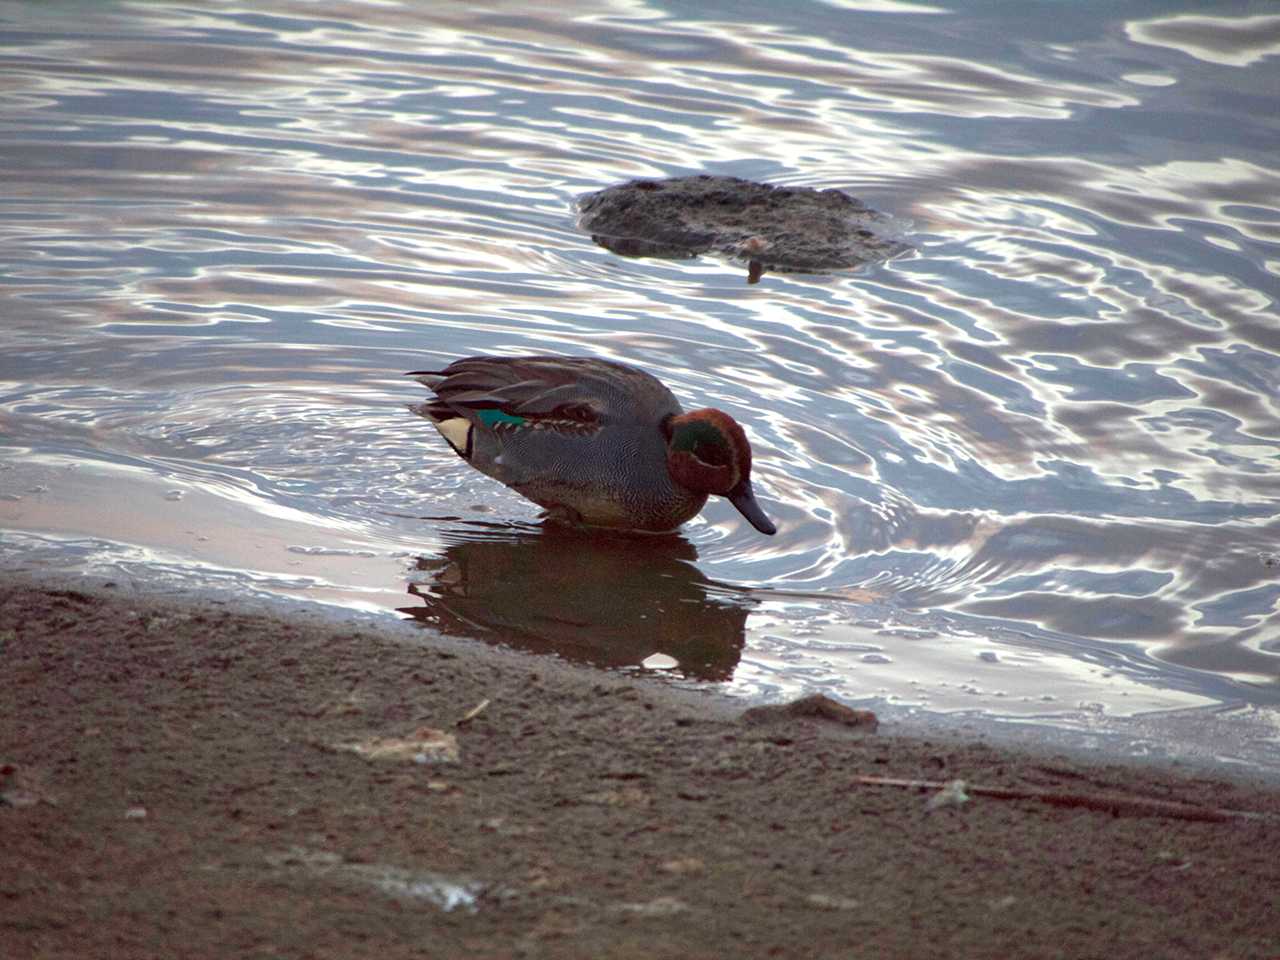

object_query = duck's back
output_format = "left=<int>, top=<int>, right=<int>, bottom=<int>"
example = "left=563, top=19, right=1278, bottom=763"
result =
left=411, top=356, right=706, bottom=530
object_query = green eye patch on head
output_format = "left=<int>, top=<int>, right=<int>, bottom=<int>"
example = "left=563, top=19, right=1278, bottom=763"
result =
left=671, top=419, right=726, bottom=453
left=671, top=419, right=733, bottom=465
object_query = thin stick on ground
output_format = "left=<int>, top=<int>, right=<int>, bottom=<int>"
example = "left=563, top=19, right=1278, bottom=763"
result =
left=456, top=697, right=491, bottom=726
left=855, top=775, right=1270, bottom=823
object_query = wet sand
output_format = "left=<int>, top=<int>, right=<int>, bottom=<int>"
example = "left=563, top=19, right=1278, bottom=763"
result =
left=3, top=572, right=1279, bottom=959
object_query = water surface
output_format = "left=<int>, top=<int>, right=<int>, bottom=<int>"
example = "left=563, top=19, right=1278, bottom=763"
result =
left=2, top=1, right=1279, bottom=767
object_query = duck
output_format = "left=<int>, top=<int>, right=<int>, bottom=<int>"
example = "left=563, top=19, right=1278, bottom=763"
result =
left=407, top=355, right=776, bottom=535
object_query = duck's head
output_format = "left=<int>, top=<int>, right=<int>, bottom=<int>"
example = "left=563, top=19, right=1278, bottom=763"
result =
left=663, top=408, right=777, bottom=536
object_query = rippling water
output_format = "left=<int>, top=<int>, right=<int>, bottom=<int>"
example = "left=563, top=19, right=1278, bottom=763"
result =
left=3, top=1, right=1278, bottom=765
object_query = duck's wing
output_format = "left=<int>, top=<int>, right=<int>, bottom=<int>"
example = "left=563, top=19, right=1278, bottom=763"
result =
left=407, top=355, right=681, bottom=437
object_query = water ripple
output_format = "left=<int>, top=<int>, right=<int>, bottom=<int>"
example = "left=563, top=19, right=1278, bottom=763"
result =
left=2, top=1, right=1278, bottom=751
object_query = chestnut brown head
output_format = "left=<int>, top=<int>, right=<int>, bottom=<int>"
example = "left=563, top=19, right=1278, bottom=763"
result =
left=664, top=408, right=776, bottom=535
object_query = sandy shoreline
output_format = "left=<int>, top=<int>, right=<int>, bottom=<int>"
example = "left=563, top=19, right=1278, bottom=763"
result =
left=3, top=571, right=1279, bottom=959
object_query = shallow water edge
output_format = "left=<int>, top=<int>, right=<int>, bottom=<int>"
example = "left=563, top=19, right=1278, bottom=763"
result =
left=6, top=563, right=1276, bottom=780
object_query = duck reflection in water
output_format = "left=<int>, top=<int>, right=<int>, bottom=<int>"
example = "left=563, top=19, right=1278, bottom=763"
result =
left=398, top=523, right=752, bottom=681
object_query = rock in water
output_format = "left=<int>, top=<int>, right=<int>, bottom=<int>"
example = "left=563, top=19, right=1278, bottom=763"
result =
left=577, top=175, right=910, bottom=282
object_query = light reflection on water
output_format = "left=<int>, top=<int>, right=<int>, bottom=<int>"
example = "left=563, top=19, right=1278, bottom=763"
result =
left=2, top=1, right=1278, bottom=763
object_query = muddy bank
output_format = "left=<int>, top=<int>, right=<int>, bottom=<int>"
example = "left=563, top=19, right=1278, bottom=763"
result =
left=2, top=573, right=1278, bottom=959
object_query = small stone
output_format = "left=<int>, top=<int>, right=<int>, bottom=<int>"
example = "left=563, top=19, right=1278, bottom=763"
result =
left=124, top=806, right=148, bottom=819
left=925, top=779, right=970, bottom=811
left=659, top=857, right=705, bottom=876
left=336, top=727, right=459, bottom=764
left=805, top=893, right=860, bottom=911
left=641, top=652, right=679, bottom=670
left=615, top=896, right=689, bottom=916
left=740, top=694, right=878, bottom=731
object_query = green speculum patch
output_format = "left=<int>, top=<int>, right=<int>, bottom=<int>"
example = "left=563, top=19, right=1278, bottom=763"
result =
left=477, top=408, right=527, bottom=428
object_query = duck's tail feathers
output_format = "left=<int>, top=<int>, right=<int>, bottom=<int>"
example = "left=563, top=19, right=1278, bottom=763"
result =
left=408, top=400, right=473, bottom=460
left=405, top=370, right=445, bottom=389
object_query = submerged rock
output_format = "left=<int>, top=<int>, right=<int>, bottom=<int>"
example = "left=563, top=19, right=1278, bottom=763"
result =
left=577, top=175, right=910, bottom=282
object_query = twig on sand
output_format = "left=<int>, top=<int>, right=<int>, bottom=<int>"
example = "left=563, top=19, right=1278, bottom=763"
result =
left=457, top=698, right=491, bottom=727
left=855, top=775, right=1270, bottom=823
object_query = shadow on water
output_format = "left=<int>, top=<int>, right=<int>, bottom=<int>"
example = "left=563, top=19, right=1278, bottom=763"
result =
left=397, top=522, right=752, bottom=680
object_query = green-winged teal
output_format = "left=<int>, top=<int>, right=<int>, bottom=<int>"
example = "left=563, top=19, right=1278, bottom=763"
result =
left=407, top=355, right=776, bottom=535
